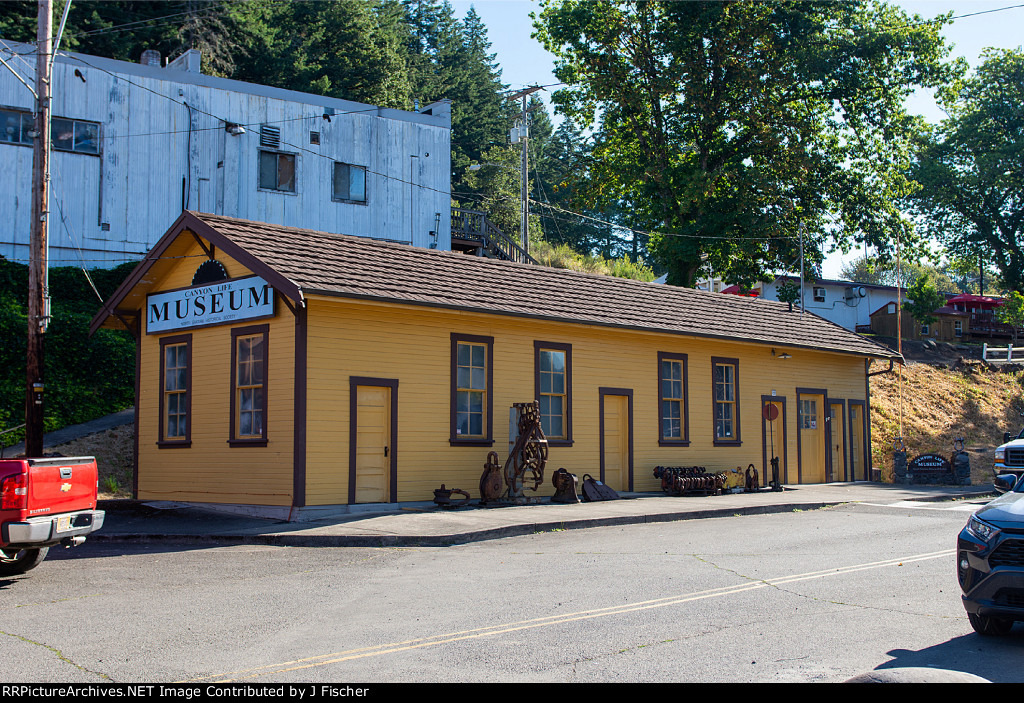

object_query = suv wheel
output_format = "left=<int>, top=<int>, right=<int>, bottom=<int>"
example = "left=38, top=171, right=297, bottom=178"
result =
left=968, top=613, right=1014, bottom=636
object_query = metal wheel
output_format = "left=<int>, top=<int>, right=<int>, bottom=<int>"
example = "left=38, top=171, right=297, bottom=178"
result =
left=0, top=547, right=48, bottom=576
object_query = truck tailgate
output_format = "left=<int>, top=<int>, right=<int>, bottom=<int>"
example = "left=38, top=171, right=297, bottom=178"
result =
left=20, top=457, right=98, bottom=517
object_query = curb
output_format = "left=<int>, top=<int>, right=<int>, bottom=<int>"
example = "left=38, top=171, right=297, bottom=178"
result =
left=89, top=501, right=842, bottom=548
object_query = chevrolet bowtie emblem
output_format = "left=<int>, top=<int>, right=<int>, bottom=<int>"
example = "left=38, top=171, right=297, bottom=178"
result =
left=60, top=483, right=72, bottom=493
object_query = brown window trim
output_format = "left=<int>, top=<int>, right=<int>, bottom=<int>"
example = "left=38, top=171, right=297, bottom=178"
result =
left=658, top=352, right=690, bottom=447
left=534, top=340, right=573, bottom=447
left=711, top=356, right=741, bottom=446
left=229, top=324, right=269, bottom=447
left=450, top=333, right=494, bottom=447
left=157, top=333, right=192, bottom=448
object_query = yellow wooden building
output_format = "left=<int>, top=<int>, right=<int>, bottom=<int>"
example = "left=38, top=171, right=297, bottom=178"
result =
left=91, top=212, right=901, bottom=519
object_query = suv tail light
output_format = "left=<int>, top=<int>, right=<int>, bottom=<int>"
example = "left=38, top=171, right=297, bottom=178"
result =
left=1, top=473, right=28, bottom=510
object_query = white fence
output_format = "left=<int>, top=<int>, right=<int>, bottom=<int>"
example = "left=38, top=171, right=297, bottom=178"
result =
left=982, top=343, right=1024, bottom=363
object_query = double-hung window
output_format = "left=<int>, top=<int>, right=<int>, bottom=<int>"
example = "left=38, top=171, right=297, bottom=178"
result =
left=658, top=352, right=689, bottom=445
left=231, top=326, right=269, bottom=445
left=535, top=341, right=572, bottom=445
left=712, top=357, right=740, bottom=445
left=450, top=334, right=493, bottom=445
left=159, top=335, right=191, bottom=446
left=333, top=162, right=367, bottom=203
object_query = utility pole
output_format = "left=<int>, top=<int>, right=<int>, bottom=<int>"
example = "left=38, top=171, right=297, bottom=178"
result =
left=26, top=0, right=53, bottom=457
left=507, top=86, right=543, bottom=256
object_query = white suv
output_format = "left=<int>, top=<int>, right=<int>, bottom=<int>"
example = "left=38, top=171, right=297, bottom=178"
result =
left=994, top=428, right=1024, bottom=490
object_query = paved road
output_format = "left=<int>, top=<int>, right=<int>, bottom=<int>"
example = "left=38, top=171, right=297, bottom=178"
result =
left=3, top=497, right=1019, bottom=683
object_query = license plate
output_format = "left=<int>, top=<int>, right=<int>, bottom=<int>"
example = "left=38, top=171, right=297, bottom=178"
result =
left=56, top=516, right=73, bottom=532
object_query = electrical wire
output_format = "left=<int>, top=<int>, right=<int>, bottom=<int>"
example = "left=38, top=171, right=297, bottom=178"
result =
left=59, top=52, right=453, bottom=198
left=49, top=157, right=105, bottom=303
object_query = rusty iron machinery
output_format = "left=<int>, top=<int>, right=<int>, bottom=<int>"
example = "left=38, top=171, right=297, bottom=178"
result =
left=745, top=463, right=760, bottom=492
left=478, top=402, right=549, bottom=504
left=480, top=451, right=504, bottom=502
left=504, top=402, right=548, bottom=499
left=550, top=468, right=580, bottom=504
left=433, top=484, right=470, bottom=509
left=653, top=466, right=726, bottom=496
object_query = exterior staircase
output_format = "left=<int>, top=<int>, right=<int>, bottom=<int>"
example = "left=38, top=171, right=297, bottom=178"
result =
left=450, top=208, right=536, bottom=265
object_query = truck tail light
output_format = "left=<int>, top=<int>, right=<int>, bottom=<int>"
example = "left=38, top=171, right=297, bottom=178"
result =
left=1, top=473, right=28, bottom=510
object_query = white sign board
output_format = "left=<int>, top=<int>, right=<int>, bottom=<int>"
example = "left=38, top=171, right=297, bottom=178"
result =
left=146, top=276, right=275, bottom=334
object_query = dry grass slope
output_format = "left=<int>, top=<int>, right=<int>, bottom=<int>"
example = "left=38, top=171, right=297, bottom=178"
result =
left=870, top=361, right=1024, bottom=483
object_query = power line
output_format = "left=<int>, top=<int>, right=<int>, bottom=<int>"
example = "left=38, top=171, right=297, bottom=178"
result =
left=57, top=0, right=259, bottom=40
left=530, top=199, right=804, bottom=243
left=58, top=52, right=453, bottom=198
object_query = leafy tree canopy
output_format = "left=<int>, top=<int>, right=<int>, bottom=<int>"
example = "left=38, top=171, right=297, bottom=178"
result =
left=908, top=48, right=1024, bottom=293
left=902, top=274, right=946, bottom=326
left=534, top=0, right=959, bottom=287
left=838, top=254, right=960, bottom=293
left=996, top=290, right=1024, bottom=344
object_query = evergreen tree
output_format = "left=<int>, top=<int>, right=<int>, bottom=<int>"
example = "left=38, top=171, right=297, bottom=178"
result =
left=236, top=1, right=413, bottom=108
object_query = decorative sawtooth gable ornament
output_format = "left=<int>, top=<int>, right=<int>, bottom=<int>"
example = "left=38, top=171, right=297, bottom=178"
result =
left=192, top=259, right=229, bottom=286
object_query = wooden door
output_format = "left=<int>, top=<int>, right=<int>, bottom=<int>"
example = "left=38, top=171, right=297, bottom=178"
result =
left=849, top=404, right=866, bottom=481
left=829, top=402, right=846, bottom=481
left=799, top=395, right=826, bottom=483
left=355, top=385, right=391, bottom=503
left=602, top=394, right=629, bottom=492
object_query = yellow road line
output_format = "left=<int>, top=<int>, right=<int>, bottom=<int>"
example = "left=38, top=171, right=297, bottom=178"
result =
left=186, top=548, right=955, bottom=682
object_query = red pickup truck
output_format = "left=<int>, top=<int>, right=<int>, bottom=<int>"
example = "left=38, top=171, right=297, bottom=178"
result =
left=0, top=456, right=105, bottom=575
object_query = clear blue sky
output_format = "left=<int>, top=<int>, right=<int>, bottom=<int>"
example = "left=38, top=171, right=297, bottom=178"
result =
left=451, top=0, right=1024, bottom=277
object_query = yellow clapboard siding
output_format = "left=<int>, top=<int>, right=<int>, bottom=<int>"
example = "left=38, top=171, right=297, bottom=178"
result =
left=135, top=236, right=873, bottom=508
left=136, top=246, right=297, bottom=506
left=301, top=295, right=871, bottom=504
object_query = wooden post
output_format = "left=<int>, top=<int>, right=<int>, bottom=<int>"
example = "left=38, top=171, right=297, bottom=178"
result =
left=25, top=0, right=52, bottom=457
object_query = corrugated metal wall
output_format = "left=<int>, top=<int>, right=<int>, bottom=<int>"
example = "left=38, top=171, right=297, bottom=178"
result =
left=0, top=48, right=451, bottom=269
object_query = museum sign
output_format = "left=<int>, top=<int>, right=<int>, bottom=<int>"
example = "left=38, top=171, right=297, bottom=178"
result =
left=146, top=276, right=275, bottom=334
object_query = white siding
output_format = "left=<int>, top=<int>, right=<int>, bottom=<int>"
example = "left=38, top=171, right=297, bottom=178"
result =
left=0, top=43, right=451, bottom=268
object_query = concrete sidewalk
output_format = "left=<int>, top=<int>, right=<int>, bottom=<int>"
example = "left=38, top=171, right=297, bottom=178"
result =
left=93, top=482, right=993, bottom=548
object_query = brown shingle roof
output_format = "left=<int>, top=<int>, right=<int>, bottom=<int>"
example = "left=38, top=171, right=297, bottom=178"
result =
left=101, top=212, right=902, bottom=360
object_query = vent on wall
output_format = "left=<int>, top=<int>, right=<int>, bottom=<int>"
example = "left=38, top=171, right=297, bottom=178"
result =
left=260, top=124, right=281, bottom=149
left=309, top=131, right=320, bottom=145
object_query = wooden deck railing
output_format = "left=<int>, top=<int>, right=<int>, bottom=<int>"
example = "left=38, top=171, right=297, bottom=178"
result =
left=451, top=208, right=536, bottom=265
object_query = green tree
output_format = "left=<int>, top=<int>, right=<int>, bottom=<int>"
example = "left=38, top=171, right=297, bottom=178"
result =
left=839, top=254, right=958, bottom=293
left=909, top=48, right=1024, bottom=293
left=534, top=0, right=958, bottom=287
left=0, top=0, right=259, bottom=77
left=237, top=0, right=413, bottom=108
left=996, top=291, right=1024, bottom=345
left=0, top=259, right=136, bottom=442
left=902, top=274, right=945, bottom=329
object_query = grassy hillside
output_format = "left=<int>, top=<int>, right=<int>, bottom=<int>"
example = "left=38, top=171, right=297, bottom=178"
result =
left=870, top=360, right=1024, bottom=483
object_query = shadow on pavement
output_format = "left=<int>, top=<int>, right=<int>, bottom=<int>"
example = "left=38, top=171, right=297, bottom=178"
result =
left=881, top=631, right=1024, bottom=683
